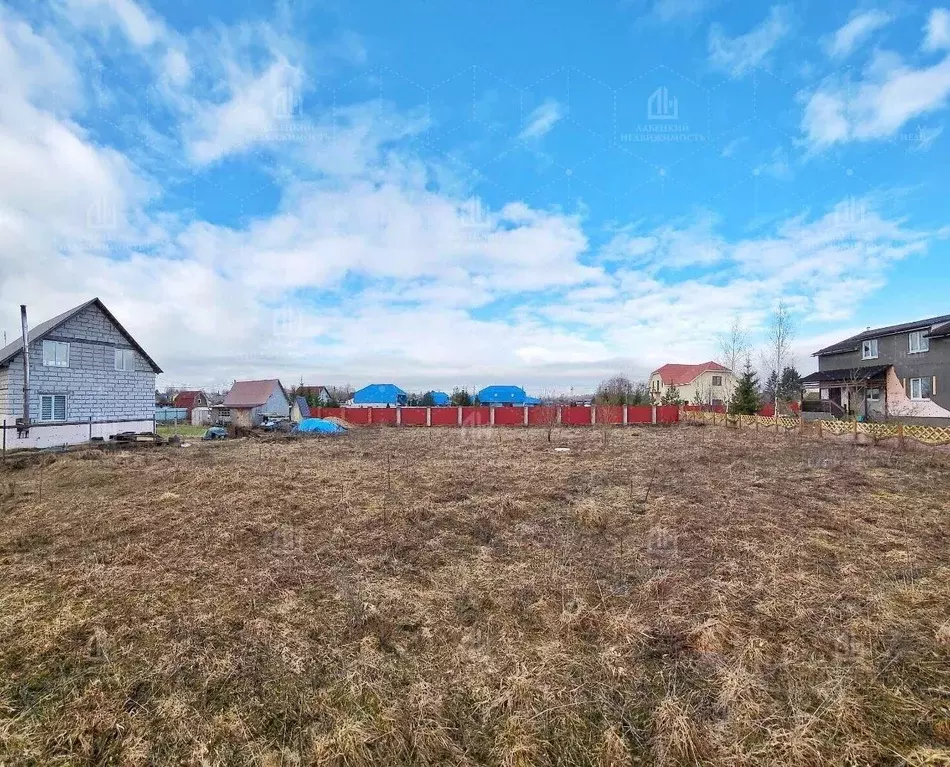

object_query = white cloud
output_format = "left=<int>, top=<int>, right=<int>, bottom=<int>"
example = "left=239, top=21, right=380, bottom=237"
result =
left=826, top=10, right=891, bottom=59
left=61, top=0, right=165, bottom=47
left=802, top=54, right=950, bottom=147
left=924, top=8, right=950, bottom=51
left=519, top=99, right=565, bottom=140
left=708, top=6, right=791, bottom=76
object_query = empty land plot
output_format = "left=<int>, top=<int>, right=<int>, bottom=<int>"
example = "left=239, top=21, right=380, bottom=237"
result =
left=1, top=427, right=949, bottom=765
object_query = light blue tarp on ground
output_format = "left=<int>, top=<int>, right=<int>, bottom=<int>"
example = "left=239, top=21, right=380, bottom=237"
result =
left=295, top=418, right=346, bottom=434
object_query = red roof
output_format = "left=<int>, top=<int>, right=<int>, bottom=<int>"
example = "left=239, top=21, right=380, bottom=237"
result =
left=223, top=379, right=285, bottom=408
left=652, top=361, right=730, bottom=386
left=172, top=390, right=205, bottom=410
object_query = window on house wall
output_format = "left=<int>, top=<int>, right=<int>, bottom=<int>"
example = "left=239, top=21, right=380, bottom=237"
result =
left=908, top=331, right=930, bottom=354
left=712, top=375, right=723, bottom=386
left=115, top=348, right=136, bottom=371
left=39, top=394, right=67, bottom=421
left=910, top=378, right=933, bottom=400
left=866, top=388, right=881, bottom=402
left=42, top=340, right=69, bottom=367
left=862, top=339, right=878, bottom=359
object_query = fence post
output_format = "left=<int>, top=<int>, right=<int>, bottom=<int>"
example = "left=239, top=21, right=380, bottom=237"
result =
left=591, top=406, right=596, bottom=426
left=523, top=406, right=528, bottom=427
left=651, top=405, right=657, bottom=425
left=88, top=415, right=92, bottom=441
left=457, top=406, right=462, bottom=427
left=2, top=418, right=5, bottom=463
left=853, top=418, right=858, bottom=443
left=622, top=406, right=628, bottom=426
left=490, top=406, right=495, bottom=427
left=396, top=407, right=402, bottom=426
left=817, top=419, right=822, bottom=440
left=368, top=408, right=373, bottom=426
left=556, top=406, right=562, bottom=426
left=426, top=407, right=431, bottom=427
left=898, top=422, right=905, bottom=450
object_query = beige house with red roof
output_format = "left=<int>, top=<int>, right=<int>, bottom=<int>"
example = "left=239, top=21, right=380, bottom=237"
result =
left=649, top=361, right=735, bottom=406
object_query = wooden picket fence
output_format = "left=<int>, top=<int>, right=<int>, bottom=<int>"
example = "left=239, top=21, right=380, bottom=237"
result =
left=682, top=409, right=950, bottom=447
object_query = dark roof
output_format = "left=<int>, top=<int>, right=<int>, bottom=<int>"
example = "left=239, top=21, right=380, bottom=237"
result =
left=297, top=385, right=329, bottom=397
left=223, top=379, right=287, bottom=408
left=814, top=313, right=950, bottom=356
left=294, top=396, right=311, bottom=417
left=0, top=297, right=162, bottom=373
left=801, top=365, right=890, bottom=385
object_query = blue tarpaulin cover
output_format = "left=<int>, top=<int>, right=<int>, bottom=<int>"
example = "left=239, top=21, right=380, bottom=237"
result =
left=295, top=418, right=346, bottom=434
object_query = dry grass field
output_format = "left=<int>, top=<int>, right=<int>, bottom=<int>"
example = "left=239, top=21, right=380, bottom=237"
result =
left=1, top=425, right=949, bottom=766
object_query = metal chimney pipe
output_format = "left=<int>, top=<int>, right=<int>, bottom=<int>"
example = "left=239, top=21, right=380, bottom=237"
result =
left=20, top=305, right=30, bottom=430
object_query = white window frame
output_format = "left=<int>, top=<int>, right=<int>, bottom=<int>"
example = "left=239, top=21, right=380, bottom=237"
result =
left=115, top=348, right=136, bottom=371
left=42, top=340, right=70, bottom=368
left=39, top=394, right=67, bottom=422
left=866, top=388, right=881, bottom=402
left=711, top=375, right=723, bottom=387
left=908, top=330, right=930, bottom=354
left=862, top=339, right=878, bottom=360
left=910, top=378, right=932, bottom=400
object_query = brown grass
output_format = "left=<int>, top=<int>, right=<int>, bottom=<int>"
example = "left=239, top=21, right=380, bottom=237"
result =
left=1, top=426, right=949, bottom=765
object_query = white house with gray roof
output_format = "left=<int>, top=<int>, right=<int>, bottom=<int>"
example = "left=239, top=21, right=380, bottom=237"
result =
left=0, top=298, right=161, bottom=449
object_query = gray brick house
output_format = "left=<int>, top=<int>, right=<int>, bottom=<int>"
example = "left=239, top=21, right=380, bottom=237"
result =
left=803, top=313, right=950, bottom=421
left=0, top=298, right=161, bottom=448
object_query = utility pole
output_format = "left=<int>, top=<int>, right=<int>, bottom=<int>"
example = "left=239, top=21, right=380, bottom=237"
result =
left=20, top=305, right=30, bottom=432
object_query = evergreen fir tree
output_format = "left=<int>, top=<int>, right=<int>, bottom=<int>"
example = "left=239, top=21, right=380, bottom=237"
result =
left=730, top=360, right=760, bottom=415
left=661, top=384, right=684, bottom=406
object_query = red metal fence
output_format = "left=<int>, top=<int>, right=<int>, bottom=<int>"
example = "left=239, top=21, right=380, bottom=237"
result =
left=307, top=405, right=681, bottom=428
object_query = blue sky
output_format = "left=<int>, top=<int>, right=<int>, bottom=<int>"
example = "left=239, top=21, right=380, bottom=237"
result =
left=1, top=0, right=949, bottom=392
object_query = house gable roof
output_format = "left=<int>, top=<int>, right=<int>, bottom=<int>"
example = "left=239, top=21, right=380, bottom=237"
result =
left=172, top=390, right=205, bottom=409
left=352, top=383, right=406, bottom=404
left=813, top=313, right=950, bottom=356
left=223, top=379, right=288, bottom=408
left=476, top=385, right=540, bottom=404
left=0, top=297, right=162, bottom=373
left=651, top=362, right=730, bottom=387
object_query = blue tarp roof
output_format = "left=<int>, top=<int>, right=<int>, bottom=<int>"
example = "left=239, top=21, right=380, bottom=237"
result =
left=428, top=391, right=450, bottom=405
left=295, top=418, right=346, bottom=434
left=294, top=396, right=311, bottom=418
left=477, top=385, right=540, bottom=405
left=352, top=383, right=408, bottom=405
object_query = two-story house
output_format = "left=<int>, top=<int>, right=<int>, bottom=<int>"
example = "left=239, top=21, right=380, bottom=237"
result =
left=803, top=313, right=950, bottom=421
left=649, top=362, right=735, bottom=406
left=0, top=298, right=162, bottom=448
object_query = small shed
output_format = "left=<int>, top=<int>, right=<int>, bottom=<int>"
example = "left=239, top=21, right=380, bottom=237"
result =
left=220, top=379, right=291, bottom=427
left=191, top=406, right=212, bottom=426
left=291, top=396, right=312, bottom=423
left=350, top=383, right=408, bottom=407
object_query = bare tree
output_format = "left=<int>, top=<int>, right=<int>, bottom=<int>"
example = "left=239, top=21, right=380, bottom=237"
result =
left=765, top=302, right=795, bottom=419
left=717, top=316, right=750, bottom=404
